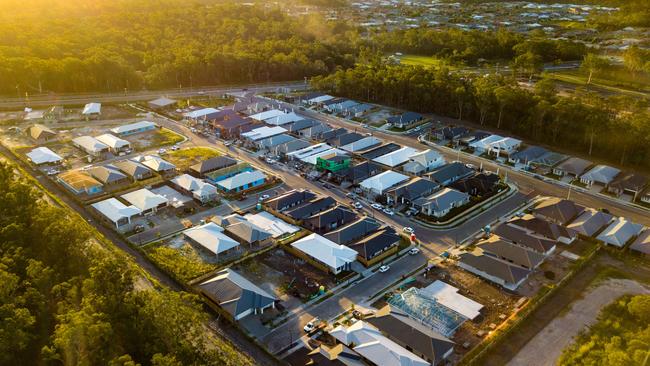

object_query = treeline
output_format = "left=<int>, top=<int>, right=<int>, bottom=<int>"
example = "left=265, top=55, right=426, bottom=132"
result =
left=0, top=162, right=252, bottom=365
left=370, top=28, right=586, bottom=65
left=559, top=294, right=650, bottom=365
left=312, top=64, right=650, bottom=170
left=0, top=0, right=359, bottom=94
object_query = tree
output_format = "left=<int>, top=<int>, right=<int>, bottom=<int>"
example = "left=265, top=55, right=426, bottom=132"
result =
left=580, top=53, right=610, bottom=85
left=623, top=46, right=646, bottom=77
left=512, top=51, right=544, bottom=80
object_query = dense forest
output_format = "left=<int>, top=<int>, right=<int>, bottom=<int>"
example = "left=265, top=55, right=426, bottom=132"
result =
left=312, top=63, right=650, bottom=170
left=0, top=0, right=359, bottom=94
left=559, top=294, right=650, bottom=365
left=0, top=161, right=252, bottom=365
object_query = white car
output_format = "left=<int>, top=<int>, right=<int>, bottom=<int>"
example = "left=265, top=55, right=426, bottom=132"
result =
left=371, top=203, right=383, bottom=210
left=258, top=194, right=270, bottom=202
left=408, top=248, right=420, bottom=255
left=171, top=145, right=180, bottom=151
left=378, top=265, right=390, bottom=273
left=403, top=227, right=414, bottom=234
left=383, top=208, right=394, bottom=216
left=354, top=202, right=363, bottom=209
left=158, top=148, right=167, bottom=155
left=303, top=318, right=320, bottom=333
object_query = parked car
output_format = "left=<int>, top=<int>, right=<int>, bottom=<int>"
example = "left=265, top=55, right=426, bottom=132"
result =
left=403, top=227, right=414, bottom=234
left=371, top=203, right=383, bottom=210
left=303, top=318, right=320, bottom=333
left=383, top=208, right=394, bottom=216
left=378, top=265, right=390, bottom=273
left=158, top=148, right=167, bottom=155
left=133, top=225, right=145, bottom=233
left=354, top=202, right=363, bottom=209
left=258, top=194, right=270, bottom=202
left=408, top=248, right=420, bottom=255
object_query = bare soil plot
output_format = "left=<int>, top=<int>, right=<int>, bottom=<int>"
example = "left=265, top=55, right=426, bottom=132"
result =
left=166, top=146, right=220, bottom=170
left=131, top=128, right=184, bottom=151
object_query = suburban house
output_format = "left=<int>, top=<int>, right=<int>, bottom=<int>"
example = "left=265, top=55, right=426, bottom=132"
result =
left=329, top=321, right=430, bottom=366
left=109, top=121, right=157, bottom=136
left=113, top=160, right=153, bottom=181
left=468, top=135, right=502, bottom=154
left=327, top=132, right=363, bottom=147
left=91, top=198, right=141, bottom=228
left=361, top=143, right=402, bottom=160
left=457, top=252, right=531, bottom=291
left=433, top=126, right=469, bottom=141
left=249, top=109, right=285, bottom=122
left=264, top=190, right=317, bottom=213
left=403, top=149, right=445, bottom=175
left=373, top=146, right=420, bottom=168
left=643, top=190, right=650, bottom=204
left=427, top=162, right=474, bottom=186
left=241, top=126, right=288, bottom=145
left=290, top=233, right=358, bottom=274
left=147, top=97, right=176, bottom=109
left=508, top=215, right=578, bottom=244
left=225, top=220, right=273, bottom=248
left=298, top=123, right=331, bottom=140
left=95, top=133, right=131, bottom=155
left=508, top=146, right=548, bottom=165
left=26, top=147, right=63, bottom=165
left=285, top=119, right=316, bottom=133
left=331, top=161, right=383, bottom=185
left=27, top=124, right=57, bottom=143
left=580, top=164, right=621, bottom=187
left=340, top=136, right=382, bottom=153
left=529, top=151, right=568, bottom=171
left=72, top=136, right=109, bottom=157
left=533, top=198, right=585, bottom=226
left=492, top=224, right=557, bottom=255
left=450, top=173, right=500, bottom=197
left=630, top=230, right=650, bottom=257
left=271, top=138, right=312, bottom=157
left=198, top=269, right=277, bottom=321
left=189, top=156, right=238, bottom=178
left=136, top=155, right=176, bottom=175
left=303, top=206, right=357, bottom=234
left=488, top=137, right=522, bottom=156
left=215, top=170, right=266, bottom=193
left=324, top=217, right=382, bottom=245
left=183, top=222, right=240, bottom=257
left=387, top=111, right=424, bottom=129
left=211, top=115, right=253, bottom=139
left=120, top=188, right=168, bottom=215
left=607, top=173, right=648, bottom=200
left=57, top=170, right=103, bottom=195
left=385, top=177, right=440, bottom=206
left=320, top=128, right=348, bottom=142
left=184, top=108, right=220, bottom=123
left=359, top=170, right=410, bottom=197
left=596, top=217, right=644, bottom=247
left=283, top=197, right=337, bottom=223
left=478, top=237, right=545, bottom=270
left=367, top=306, right=455, bottom=365
left=170, top=174, right=218, bottom=203
left=349, top=228, right=401, bottom=266
left=243, top=211, right=300, bottom=239
left=82, top=102, right=101, bottom=116
left=552, top=157, right=593, bottom=178
left=348, top=103, right=373, bottom=117
left=87, top=165, right=130, bottom=186
left=316, top=155, right=351, bottom=173
left=566, top=208, right=613, bottom=237
left=414, top=188, right=470, bottom=218
left=257, top=134, right=296, bottom=151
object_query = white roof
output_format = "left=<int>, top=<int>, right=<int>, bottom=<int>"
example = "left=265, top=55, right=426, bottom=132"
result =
left=82, top=102, right=101, bottom=115
left=95, top=134, right=130, bottom=149
left=421, top=280, right=483, bottom=320
left=264, top=112, right=303, bottom=126
left=469, top=134, right=502, bottom=149
left=183, top=108, right=219, bottom=119
left=91, top=198, right=141, bottom=224
left=136, top=155, right=176, bottom=172
left=244, top=211, right=300, bottom=238
left=149, top=97, right=176, bottom=107
left=120, top=189, right=168, bottom=211
left=171, top=174, right=217, bottom=196
left=330, top=321, right=429, bottom=366
left=109, top=121, right=157, bottom=134
left=596, top=217, right=644, bottom=247
left=373, top=146, right=420, bottom=167
left=216, top=170, right=265, bottom=190
left=491, top=137, right=522, bottom=149
left=249, top=109, right=285, bottom=121
left=287, top=143, right=332, bottom=160
left=201, top=268, right=277, bottom=300
left=184, top=222, right=239, bottom=255
left=360, top=171, right=409, bottom=194
left=241, top=126, right=288, bottom=141
left=302, top=148, right=347, bottom=165
left=26, top=147, right=62, bottom=164
left=340, top=136, right=382, bottom=152
left=291, top=233, right=357, bottom=270
left=72, top=136, right=109, bottom=153
left=308, top=95, right=335, bottom=103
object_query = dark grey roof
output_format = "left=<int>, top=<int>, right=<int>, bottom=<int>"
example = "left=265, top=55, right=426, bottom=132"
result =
left=303, top=206, right=357, bottom=233
left=328, top=132, right=363, bottom=147
left=284, top=197, right=337, bottom=220
left=265, top=190, right=317, bottom=212
left=434, top=126, right=469, bottom=140
left=509, top=216, right=576, bottom=241
left=286, top=119, right=317, bottom=133
left=428, top=162, right=474, bottom=185
left=450, top=173, right=500, bottom=196
left=387, top=111, right=423, bottom=125
left=533, top=199, right=585, bottom=225
left=458, top=252, right=531, bottom=287
left=333, top=161, right=383, bottom=183
left=88, top=165, right=128, bottom=184
left=324, top=217, right=381, bottom=245
left=190, top=156, right=237, bottom=174
left=199, top=269, right=276, bottom=318
left=320, top=127, right=348, bottom=141
left=368, top=306, right=454, bottom=365
left=480, top=239, right=545, bottom=269
left=274, top=139, right=312, bottom=155
left=554, top=157, right=592, bottom=176
left=113, top=160, right=151, bottom=178
left=566, top=209, right=613, bottom=237
left=609, top=173, right=648, bottom=192
left=386, top=178, right=440, bottom=201
left=361, top=143, right=401, bottom=160
left=493, top=225, right=556, bottom=253
left=510, top=146, right=548, bottom=163
left=349, top=228, right=400, bottom=260
left=226, top=222, right=272, bottom=244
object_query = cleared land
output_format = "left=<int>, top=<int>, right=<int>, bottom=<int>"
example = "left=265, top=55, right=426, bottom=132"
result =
left=399, top=54, right=456, bottom=69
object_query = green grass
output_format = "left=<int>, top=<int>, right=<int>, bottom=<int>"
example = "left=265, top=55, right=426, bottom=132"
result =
left=545, top=67, right=650, bottom=96
left=145, top=244, right=217, bottom=283
left=399, top=54, right=456, bottom=70
left=167, top=146, right=220, bottom=170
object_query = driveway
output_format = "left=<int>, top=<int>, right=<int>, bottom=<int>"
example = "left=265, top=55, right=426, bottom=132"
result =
left=507, top=278, right=649, bottom=366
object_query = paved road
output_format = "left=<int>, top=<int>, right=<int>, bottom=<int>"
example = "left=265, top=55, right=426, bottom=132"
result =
left=261, top=253, right=428, bottom=354
left=0, top=81, right=306, bottom=108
